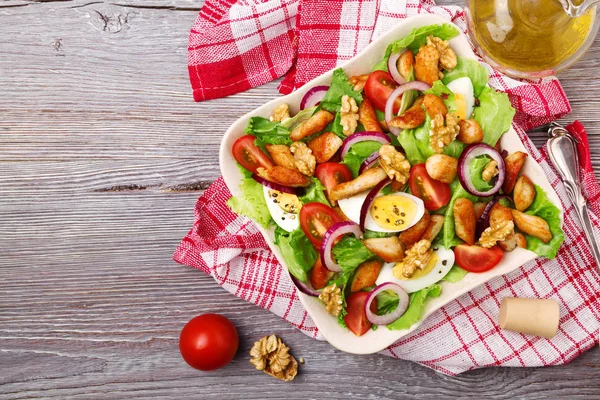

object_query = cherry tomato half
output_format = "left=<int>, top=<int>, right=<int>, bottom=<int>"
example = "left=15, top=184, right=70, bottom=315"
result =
left=299, top=202, right=343, bottom=248
left=344, top=291, right=378, bottom=336
left=408, top=163, right=451, bottom=210
left=315, top=163, right=353, bottom=203
left=454, top=244, right=504, bottom=273
left=179, top=314, right=239, bottom=371
left=364, top=70, right=401, bottom=113
left=232, top=135, right=274, bottom=174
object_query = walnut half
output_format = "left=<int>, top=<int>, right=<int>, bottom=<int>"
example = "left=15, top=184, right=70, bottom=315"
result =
left=250, top=334, right=298, bottom=382
left=479, top=220, right=514, bottom=248
left=393, top=239, right=433, bottom=278
left=270, top=103, right=290, bottom=123
left=340, top=95, right=359, bottom=136
left=430, top=112, right=460, bottom=153
left=290, top=141, right=316, bottom=176
left=378, top=144, right=411, bottom=186
left=426, top=35, right=457, bottom=71
left=319, top=283, right=343, bottom=317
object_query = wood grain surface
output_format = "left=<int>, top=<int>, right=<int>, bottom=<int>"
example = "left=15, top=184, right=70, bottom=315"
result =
left=0, top=0, right=598, bottom=398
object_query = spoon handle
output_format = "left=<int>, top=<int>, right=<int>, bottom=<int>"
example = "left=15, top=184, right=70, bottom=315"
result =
left=547, top=123, right=600, bottom=272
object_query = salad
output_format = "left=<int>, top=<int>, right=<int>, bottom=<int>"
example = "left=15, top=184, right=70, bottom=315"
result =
left=227, top=23, right=564, bottom=337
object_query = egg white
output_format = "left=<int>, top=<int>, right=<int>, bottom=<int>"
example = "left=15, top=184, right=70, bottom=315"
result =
left=337, top=191, right=425, bottom=233
left=446, top=77, right=475, bottom=120
left=375, top=246, right=455, bottom=293
left=263, top=186, right=300, bottom=232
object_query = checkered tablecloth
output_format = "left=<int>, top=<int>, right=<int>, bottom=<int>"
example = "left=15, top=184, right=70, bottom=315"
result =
left=179, top=0, right=600, bottom=375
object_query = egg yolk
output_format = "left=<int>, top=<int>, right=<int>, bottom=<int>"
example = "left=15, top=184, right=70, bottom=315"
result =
left=392, top=254, right=439, bottom=280
left=268, top=190, right=301, bottom=214
left=370, top=195, right=417, bottom=231
left=454, top=93, right=467, bottom=120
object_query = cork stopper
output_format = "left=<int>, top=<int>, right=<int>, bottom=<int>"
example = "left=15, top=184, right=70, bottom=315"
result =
left=499, top=297, right=560, bottom=339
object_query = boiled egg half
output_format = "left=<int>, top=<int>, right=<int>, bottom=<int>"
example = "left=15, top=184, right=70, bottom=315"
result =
left=263, top=186, right=301, bottom=232
left=376, top=246, right=455, bottom=293
left=446, top=77, right=475, bottom=121
left=337, top=191, right=425, bottom=233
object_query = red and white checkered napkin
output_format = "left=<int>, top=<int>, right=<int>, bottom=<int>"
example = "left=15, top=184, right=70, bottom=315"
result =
left=181, top=0, right=600, bottom=375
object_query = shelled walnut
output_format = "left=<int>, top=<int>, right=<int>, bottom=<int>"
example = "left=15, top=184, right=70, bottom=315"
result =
left=249, top=334, right=298, bottom=382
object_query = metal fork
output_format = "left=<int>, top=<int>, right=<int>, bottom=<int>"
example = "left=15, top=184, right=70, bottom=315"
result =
left=547, top=122, right=600, bottom=272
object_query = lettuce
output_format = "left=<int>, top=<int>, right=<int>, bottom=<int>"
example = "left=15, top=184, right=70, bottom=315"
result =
left=473, top=86, right=516, bottom=147
left=320, top=68, right=363, bottom=113
left=398, top=68, right=418, bottom=115
left=364, top=230, right=396, bottom=239
left=385, top=23, right=459, bottom=58
left=299, top=177, right=330, bottom=206
left=245, top=117, right=292, bottom=153
left=441, top=265, right=468, bottom=283
left=280, top=106, right=318, bottom=131
left=342, top=140, right=384, bottom=177
left=442, top=57, right=489, bottom=97
left=442, top=181, right=479, bottom=249
left=387, top=284, right=442, bottom=330
left=226, top=165, right=273, bottom=229
left=469, top=155, right=494, bottom=192
left=331, top=236, right=376, bottom=272
left=523, top=185, right=565, bottom=259
left=274, top=226, right=318, bottom=283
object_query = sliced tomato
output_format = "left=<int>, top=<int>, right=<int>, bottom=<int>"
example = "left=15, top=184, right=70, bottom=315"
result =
left=408, top=163, right=451, bottom=210
left=364, top=70, right=401, bottom=113
left=232, top=135, right=274, bottom=174
left=344, top=291, right=378, bottom=336
left=299, top=203, right=343, bottom=248
left=310, top=257, right=333, bottom=290
left=454, top=244, right=504, bottom=273
left=315, top=163, right=353, bottom=203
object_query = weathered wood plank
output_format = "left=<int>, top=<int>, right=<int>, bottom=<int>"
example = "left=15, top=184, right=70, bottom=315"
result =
left=0, top=0, right=599, bottom=399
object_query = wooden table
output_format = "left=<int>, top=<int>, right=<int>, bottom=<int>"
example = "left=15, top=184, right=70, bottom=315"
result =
left=1, top=1, right=599, bottom=398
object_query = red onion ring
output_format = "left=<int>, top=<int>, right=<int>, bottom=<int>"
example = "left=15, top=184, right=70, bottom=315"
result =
left=358, top=152, right=380, bottom=175
left=365, top=282, right=410, bottom=325
left=457, top=144, right=506, bottom=197
left=385, top=81, right=432, bottom=136
left=476, top=195, right=513, bottom=238
left=320, top=221, right=363, bottom=272
left=300, top=85, right=329, bottom=110
left=387, top=50, right=407, bottom=85
left=340, top=131, right=391, bottom=158
left=252, top=174, right=297, bottom=194
left=290, top=274, right=320, bottom=297
left=359, top=178, right=391, bottom=231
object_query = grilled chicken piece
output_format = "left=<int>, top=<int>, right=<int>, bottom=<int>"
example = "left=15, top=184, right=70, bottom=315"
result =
left=389, top=97, right=425, bottom=130
left=350, top=260, right=384, bottom=292
left=498, top=231, right=527, bottom=252
left=307, top=132, right=343, bottom=164
left=511, top=210, right=552, bottom=243
left=503, top=151, right=528, bottom=194
left=329, top=166, right=388, bottom=201
left=454, top=198, right=476, bottom=245
left=358, top=98, right=383, bottom=133
left=290, top=110, right=335, bottom=141
left=363, top=236, right=405, bottom=263
left=256, top=166, right=311, bottom=187
left=513, top=175, right=536, bottom=211
left=489, top=202, right=513, bottom=226
left=474, top=201, right=488, bottom=221
left=266, top=144, right=297, bottom=170
left=422, top=94, right=447, bottom=119
left=420, top=214, right=445, bottom=242
left=397, top=50, right=415, bottom=81
left=398, top=211, right=431, bottom=247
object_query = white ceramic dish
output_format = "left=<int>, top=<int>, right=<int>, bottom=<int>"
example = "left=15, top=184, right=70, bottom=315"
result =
left=219, top=14, right=564, bottom=354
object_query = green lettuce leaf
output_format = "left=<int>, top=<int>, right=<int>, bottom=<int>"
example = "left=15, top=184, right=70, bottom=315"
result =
left=328, top=271, right=353, bottom=328
left=385, top=23, right=459, bottom=58
left=342, top=140, right=384, bottom=177
left=373, top=58, right=388, bottom=72
left=364, top=230, right=396, bottom=239
left=387, top=284, right=442, bottom=330
left=523, top=185, right=565, bottom=259
left=469, top=155, right=494, bottom=192
left=473, top=86, right=516, bottom=147
left=274, top=226, right=318, bottom=283
left=398, top=68, right=418, bottom=115
left=227, top=165, right=273, bottom=229
left=320, top=68, right=363, bottom=112
left=331, top=236, right=376, bottom=272
left=443, top=181, right=479, bottom=248
left=245, top=117, right=292, bottom=153
left=441, top=265, right=469, bottom=283
left=442, top=57, right=489, bottom=97
left=376, top=289, right=400, bottom=316
left=299, top=177, right=330, bottom=206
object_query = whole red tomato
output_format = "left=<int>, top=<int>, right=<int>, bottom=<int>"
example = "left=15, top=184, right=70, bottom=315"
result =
left=179, top=314, right=239, bottom=371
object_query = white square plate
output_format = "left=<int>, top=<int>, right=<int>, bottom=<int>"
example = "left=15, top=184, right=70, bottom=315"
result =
left=219, top=14, right=564, bottom=354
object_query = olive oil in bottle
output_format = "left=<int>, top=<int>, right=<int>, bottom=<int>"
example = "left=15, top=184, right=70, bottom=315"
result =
left=469, top=0, right=594, bottom=73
